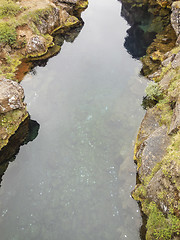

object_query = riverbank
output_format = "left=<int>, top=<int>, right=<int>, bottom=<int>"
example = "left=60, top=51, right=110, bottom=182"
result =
left=122, top=0, right=180, bottom=239
left=0, top=0, right=179, bottom=239
left=0, top=0, right=88, bottom=152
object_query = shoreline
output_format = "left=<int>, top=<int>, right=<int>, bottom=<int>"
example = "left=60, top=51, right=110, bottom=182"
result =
left=0, top=0, right=179, bottom=239
left=124, top=0, right=180, bottom=239
left=0, top=0, right=88, bottom=151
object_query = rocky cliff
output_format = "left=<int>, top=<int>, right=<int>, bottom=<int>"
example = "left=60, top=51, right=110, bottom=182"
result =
left=0, top=0, right=88, bottom=153
left=122, top=1, right=180, bottom=239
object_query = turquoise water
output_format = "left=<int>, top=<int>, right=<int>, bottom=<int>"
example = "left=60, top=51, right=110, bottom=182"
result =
left=0, top=0, right=147, bottom=239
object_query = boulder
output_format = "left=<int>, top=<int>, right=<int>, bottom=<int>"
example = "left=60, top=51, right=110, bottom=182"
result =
left=0, top=78, right=28, bottom=150
left=34, top=7, right=60, bottom=34
left=26, top=35, right=47, bottom=56
left=0, top=78, right=25, bottom=113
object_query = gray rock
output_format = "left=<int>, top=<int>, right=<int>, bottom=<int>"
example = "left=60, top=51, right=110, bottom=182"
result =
left=171, top=1, right=180, bottom=37
left=54, top=0, right=78, bottom=4
left=161, top=54, right=175, bottom=67
left=148, top=70, right=161, bottom=80
left=26, top=35, right=47, bottom=55
left=147, top=161, right=180, bottom=215
left=159, top=71, right=173, bottom=91
left=34, top=7, right=60, bottom=34
left=169, top=98, right=180, bottom=134
left=171, top=51, right=180, bottom=69
left=0, top=78, right=25, bottom=113
left=139, top=126, right=170, bottom=181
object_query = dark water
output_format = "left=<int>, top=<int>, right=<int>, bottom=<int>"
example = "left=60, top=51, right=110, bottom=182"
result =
left=0, top=0, right=148, bottom=239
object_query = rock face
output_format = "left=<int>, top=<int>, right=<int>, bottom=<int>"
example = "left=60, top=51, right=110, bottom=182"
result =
left=0, top=0, right=88, bottom=77
left=0, top=79, right=28, bottom=150
left=126, top=0, right=180, bottom=239
left=171, top=1, right=180, bottom=38
left=0, top=79, right=25, bottom=113
left=138, top=126, right=170, bottom=180
left=34, top=6, right=60, bottom=34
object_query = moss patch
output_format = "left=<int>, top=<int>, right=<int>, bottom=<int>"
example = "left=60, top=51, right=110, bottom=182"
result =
left=0, top=22, right=17, bottom=46
left=146, top=202, right=180, bottom=240
left=0, top=109, right=28, bottom=150
left=0, top=0, right=22, bottom=19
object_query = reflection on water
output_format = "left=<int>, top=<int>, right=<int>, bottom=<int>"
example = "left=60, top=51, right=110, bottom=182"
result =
left=0, top=117, right=39, bottom=184
left=16, top=22, right=84, bottom=81
left=120, top=1, right=156, bottom=59
left=0, top=0, right=149, bottom=240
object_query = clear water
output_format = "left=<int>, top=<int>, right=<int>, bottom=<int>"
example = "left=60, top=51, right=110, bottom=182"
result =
left=0, top=0, right=147, bottom=239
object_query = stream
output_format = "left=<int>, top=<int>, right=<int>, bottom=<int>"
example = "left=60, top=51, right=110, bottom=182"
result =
left=0, top=0, right=148, bottom=239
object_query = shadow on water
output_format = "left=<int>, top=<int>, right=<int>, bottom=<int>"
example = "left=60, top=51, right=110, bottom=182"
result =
left=119, top=2, right=159, bottom=239
left=0, top=117, right=40, bottom=186
left=120, top=1, right=157, bottom=59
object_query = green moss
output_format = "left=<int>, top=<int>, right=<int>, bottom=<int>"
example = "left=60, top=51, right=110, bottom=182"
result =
left=132, top=184, right=147, bottom=201
left=146, top=202, right=180, bottom=240
left=0, top=109, right=28, bottom=150
left=25, top=7, right=53, bottom=25
left=0, top=22, right=17, bottom=46
left=0, top=0, right=22, bottom=19
left=76, top=0, right=89, bottom=9
left=43, top=34, right=54, bottom=47
left=0, top=55, right=22, bottom=80
left=156, top=100, right=173, bottom=126
left=145, top=82, right=163, bottom=101
left=163, top=132, right=180, bottom=165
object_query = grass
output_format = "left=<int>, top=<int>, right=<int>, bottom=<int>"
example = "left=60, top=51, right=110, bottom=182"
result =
left=0, top=0, right=22, bottom=19
left=146, top=202, right=180, bottom=240
left=0, top=22, right=17, bottom=46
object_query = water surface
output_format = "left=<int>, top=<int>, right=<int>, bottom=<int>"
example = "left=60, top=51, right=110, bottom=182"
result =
left=0, top=0, right=147, bottom=239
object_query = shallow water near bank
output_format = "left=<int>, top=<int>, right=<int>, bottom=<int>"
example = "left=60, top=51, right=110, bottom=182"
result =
left=0, top=0, right=147, bottom=239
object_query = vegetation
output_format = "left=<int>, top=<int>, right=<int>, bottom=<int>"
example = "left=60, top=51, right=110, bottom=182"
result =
left=142, top=82, right=163, bottom=109
left=146, top=202, right=180, bottom=240
left=0, top=0, right=22, bottom=19
left=145, top=82, right=163, bottom=101
left=0, top=22, right=17, bottom=46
